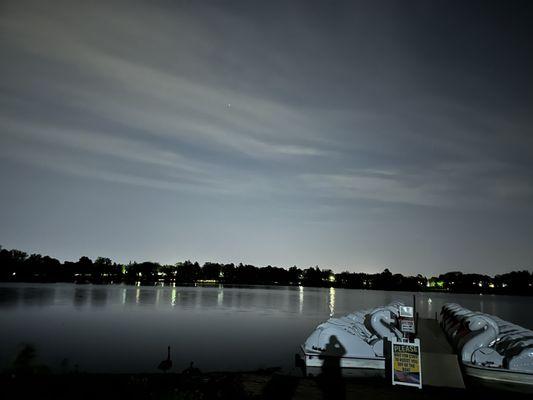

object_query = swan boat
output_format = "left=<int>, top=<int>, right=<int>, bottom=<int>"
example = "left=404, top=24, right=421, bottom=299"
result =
left=300, top=302, right=405, bottom=377
left=441, top=303, right=533, bottom=392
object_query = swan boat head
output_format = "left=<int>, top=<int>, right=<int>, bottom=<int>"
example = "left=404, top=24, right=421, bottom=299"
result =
left=461, top=314, right=499, bottom=363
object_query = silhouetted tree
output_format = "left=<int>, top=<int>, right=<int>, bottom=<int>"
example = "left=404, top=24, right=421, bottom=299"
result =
left=0, top=245, right=531, bottom=295
left=201, top=262, right=221, bottom=281
left=177, top=261, right=201, bottom=283
left=303, top=266, right=322, bottom=287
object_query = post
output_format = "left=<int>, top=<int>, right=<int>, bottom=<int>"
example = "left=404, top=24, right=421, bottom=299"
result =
left=412, top=294, right=417, bottom=332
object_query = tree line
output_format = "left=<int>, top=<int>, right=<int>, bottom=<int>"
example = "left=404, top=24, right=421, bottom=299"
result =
left=0, top=246, right=531, bottom=295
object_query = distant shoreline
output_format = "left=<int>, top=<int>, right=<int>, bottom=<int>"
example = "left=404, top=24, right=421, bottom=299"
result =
left=1, top=245, right=532, bottom=296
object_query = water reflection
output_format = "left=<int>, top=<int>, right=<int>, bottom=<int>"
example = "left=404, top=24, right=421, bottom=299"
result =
left=217, top=286, right=224, bottom=307
left=73, top=287, right=89, bottom=308
left=1, top=283, right=532, bottom=374
left=329, top=287, right=336, bottom=316
left=180, top=290, right=197, bottom=308
left=0, top=284, right=529, bottom=323
left=171, top=287, right=177, bottom=307
left=199, top=289, right=218, bottom=308
left=121, top=287, right=137, bottom=305
left=22, top=287, right=55, bottom=307
left=90, top=288, right=108, bottom=307
left=0, top=287, right=20, bottom=308
left=299, top=286, right=304, bottom=314
left=138, top=288, right=156, bottom=305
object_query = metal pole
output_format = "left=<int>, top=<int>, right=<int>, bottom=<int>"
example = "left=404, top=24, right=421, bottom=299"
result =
left=413, top=294, right=417, bottom=334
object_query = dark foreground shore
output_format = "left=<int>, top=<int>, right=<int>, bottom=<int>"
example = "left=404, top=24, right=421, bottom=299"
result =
left=2, top=369, right=529, bottom=400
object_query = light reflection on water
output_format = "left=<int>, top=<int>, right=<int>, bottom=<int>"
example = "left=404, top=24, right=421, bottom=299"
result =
left=329, top=287, right=336, bottom=316
left=0, top=283, right=532, bottom=373
left=298, top=285, right=304, bottom=314
left=217, top=285, right=223, bottom=307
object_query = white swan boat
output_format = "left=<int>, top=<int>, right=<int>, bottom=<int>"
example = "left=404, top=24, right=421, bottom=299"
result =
left=300, top=302, right=405, bottom=377
left=441, top=303, right=533, bottom=392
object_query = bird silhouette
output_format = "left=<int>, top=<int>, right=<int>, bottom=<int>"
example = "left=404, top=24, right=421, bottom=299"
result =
left=182, top=361, right=200, bottom=375
left=158, top=345, right=172, bottom=373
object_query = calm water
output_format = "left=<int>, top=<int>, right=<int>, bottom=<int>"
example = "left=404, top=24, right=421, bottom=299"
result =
left=1, top=283, right=532, bottom=373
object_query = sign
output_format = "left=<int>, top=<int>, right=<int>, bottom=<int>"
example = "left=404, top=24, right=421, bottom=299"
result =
left=400, top=319, right=415, bottom=333
left=399, top=306, right=414, bottom=318
left=398, top=306, right=415, bottom=335
left=391, top=337, right=422, bottom=388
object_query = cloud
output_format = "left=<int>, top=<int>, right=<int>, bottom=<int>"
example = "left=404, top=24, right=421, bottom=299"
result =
left=0, top=0, right=532, bottom=209
left=300, top=172, right=447, bottom=207
left=1, top=1, right=532, bottom=274
left=0, top=0, right=331, bottom=161
left=0, top=0, right=336, bottom=198
left=300, top=159, right=533, bottom=208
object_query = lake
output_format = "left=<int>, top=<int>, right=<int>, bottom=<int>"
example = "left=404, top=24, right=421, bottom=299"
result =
left=1, top=283, right=532, bottom=373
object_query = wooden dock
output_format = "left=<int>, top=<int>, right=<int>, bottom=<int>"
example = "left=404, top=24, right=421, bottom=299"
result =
left=417, top=317, right=465, bottom=389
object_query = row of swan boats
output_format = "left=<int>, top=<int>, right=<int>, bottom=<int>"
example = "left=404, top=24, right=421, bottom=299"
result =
left=441, top=303, right=533, bottom=391
left=300, top=301, right=533, bottom=392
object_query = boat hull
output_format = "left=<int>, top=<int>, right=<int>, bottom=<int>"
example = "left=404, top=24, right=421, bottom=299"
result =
left=301, top=346, right=385, bottom=378
left=463, top=363, right=533, bottom=394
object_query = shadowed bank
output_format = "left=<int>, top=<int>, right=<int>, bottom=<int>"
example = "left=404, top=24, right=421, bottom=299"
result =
left=2, top=370, right=532, bottom=400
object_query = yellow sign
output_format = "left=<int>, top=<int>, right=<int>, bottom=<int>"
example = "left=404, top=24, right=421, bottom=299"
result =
left=391, top=338, right=422, bottom=388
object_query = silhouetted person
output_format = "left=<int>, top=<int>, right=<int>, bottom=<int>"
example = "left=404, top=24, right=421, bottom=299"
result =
left=158, top=345, right=172, bottom=373
left=318, top=335, right=346, bottom=400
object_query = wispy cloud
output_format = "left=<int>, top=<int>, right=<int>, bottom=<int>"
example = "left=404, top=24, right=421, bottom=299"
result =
left=0, top=2, right=331, bottom=160
left=300, top=159, right=533, bottom=208
left=1, top=0, right=532, bottom=274
left=300, top=172, right=447, bottom=207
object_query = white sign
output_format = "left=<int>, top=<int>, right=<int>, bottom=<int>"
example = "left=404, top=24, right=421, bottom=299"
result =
left=400, top=319, right=415, bottom=333
left=399, top=306, right=414, bottom=318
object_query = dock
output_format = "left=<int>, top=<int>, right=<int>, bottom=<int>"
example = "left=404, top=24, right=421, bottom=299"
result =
left=417, top=317, right=465, bottom=389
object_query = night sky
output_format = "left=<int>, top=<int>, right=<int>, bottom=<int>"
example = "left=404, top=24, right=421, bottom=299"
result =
left=1, top=0, right=532, bottom=275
